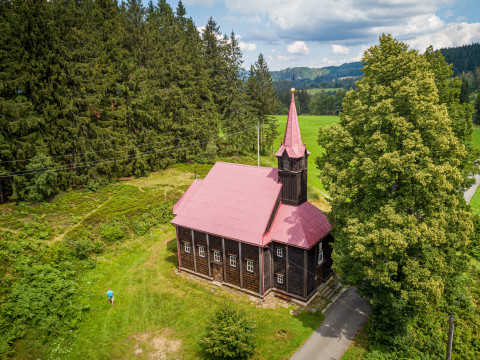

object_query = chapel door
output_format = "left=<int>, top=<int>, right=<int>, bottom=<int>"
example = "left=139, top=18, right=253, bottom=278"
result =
left=212, top=263, right=223, bottom=282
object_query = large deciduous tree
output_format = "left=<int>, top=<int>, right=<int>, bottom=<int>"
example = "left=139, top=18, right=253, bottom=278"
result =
left=317, top=35, right=474, bottom=346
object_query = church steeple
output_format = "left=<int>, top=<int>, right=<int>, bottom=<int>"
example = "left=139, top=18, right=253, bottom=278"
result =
left=276, top=89, right=309, bottom=206
left=275, top=88, right=307, bottom=159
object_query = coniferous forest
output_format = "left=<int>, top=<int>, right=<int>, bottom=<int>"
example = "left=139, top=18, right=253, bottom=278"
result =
left=0, top=0, right=278, bottom=203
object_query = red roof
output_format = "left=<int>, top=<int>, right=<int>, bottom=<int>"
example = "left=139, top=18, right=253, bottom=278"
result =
left=173, top=179, right=203, bottom=216
left=264, top=202, right=331, bottom=249
left=171, top=162, right=282, bottom=246
left=276, top=90, right=309, bottom=158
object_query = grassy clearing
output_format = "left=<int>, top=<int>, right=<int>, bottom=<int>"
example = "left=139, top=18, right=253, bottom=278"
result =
left=273, top=115, right=339, bottom=192
left=340, top=324, right=369, bottom=360
left=1, top=161, right=326, bottom=359
left=306, top=88, right=343, bottom=94
left=473, top=125, right=480, bottom=150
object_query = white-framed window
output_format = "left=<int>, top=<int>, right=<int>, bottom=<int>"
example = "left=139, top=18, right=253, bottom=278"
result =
left=277, top=274, right=284, bottom=284
left=214, top=250, right=220, bottom=262
left=318, top=251, right=324, bottom=265
left=230, top=255, right=236, bottom=267
left=246, top=260, right=254, bottom=272
left=184, top=242, right=191, bottom=253
left=276, top=248, right=283, bottom=257
left=199, top=246, right=205, bottom=257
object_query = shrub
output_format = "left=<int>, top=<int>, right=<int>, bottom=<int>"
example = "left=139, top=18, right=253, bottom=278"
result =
left=99, top=223, right=127, bottom=243
left=200, top=304, right=256, bottom=360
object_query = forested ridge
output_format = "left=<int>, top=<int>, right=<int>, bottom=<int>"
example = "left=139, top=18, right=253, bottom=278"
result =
left=0, top=0, right=278, bottom=203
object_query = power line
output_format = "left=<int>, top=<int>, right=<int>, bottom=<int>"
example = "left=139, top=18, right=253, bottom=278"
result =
left=0, top=124, right=258, bottom=178
left=0, top=119, right=258, bottom=165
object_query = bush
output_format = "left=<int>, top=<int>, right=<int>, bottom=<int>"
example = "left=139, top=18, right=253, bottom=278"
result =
left=99, top=223, right=127, bottom=243
left=200, top=304, right=256, bottom=360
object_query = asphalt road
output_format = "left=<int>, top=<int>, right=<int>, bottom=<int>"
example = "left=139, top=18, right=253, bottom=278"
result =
left=464, top=174, right=480, bottom=204
left=290, top=287, right=370, bottom=360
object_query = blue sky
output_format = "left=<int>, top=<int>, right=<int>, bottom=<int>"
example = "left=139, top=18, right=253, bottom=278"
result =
left=155, top=0, right=480, bottom=70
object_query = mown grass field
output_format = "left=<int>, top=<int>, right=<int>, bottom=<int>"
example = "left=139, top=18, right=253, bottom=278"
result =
left=273, top=115, right=339, bottom=194
left=1, top=162, right=327, bottom=360
left=306, top=88, right=343, bottom=95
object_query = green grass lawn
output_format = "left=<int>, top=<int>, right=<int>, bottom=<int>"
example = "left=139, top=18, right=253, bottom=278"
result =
left=2, top=166, right=325, bottom=360
left=473, top=125, right=480, bottom=149
left=273, top=115, right=339, bottom=193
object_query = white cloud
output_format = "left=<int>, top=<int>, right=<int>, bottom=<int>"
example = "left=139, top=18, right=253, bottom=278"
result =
left=239, top=42, right=257, bottom=51
left=224, top=0, right=457, bottom=43
left=183, top=0, right=217, bottom=6
left=408, top=22, right=480, bottom=51
left=287, top=41, right=310, bottom=55
left=331, top=44, right=350, bottom=54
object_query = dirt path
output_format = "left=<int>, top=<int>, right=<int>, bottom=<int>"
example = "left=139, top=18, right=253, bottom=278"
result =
left=0, top=226, right=20, bottom=234
left=52, top=198, right=110, bottom=243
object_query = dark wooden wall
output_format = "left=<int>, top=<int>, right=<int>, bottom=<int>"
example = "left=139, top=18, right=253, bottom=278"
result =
left=178, top=226, right=194, bottom=271
left=287, top=246, right=304, bottom=297
left=307, top=245, right=317, bottom=295
left=225, top=238, right=240, bottom=287
left=263, top=245, right=272, bottom=290
left=176, top=227, right=333, bottom=300
left=242, top=243, right=260, bottom=293
left=193, top=230, right=208, bottom=276
left=272, top=243, right=286, bottom=291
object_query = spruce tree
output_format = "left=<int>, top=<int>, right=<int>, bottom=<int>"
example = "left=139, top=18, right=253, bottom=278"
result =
left=246, top=54, right=278, bottom=153
left=317, top=35, right=473, bottom=347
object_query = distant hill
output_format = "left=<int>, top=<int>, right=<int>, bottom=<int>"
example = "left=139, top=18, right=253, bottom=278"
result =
left=270, top=62, right=363, bottom=83
left=270, top=43, right=480, bottom=88
left=440, top=43, right=480, bottom=75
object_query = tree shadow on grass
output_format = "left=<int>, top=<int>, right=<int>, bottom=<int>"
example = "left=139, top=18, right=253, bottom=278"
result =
left=166, top=238, right=179, bottom=267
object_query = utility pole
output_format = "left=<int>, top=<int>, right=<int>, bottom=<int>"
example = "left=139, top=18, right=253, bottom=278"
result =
left=446, top=315, right=454, bottom=360
left=257, top=118, right=260, bottom=166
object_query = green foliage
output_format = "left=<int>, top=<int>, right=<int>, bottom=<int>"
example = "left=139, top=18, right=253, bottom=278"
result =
left=317, top=34, right=474, bottom=353
left=0, top=264, right=88, bottom=355
left=474, top=94, right=480, bottom=125
left=194, top=140, right=217, bottom=164
left=247, top=54, right=279, bottom=153
left=99, top=223, right=127, bottom=243
left=200, top=304, right=256, bottom=360
left=11, top=155, right=59, bottom=202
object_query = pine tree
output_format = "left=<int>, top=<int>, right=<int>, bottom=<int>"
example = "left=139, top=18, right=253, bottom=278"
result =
left=317, top=35, right=473, bottom=347
left=474, top=94, right=480, bottom=125
left=246, top=54, right=278, bottom=153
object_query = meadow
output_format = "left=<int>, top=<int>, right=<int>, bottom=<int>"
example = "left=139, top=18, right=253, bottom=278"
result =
left=273, top=114, right=339, bottom=195
left=305, top=88, right=343, bottom=94
left=0, top=158, right=328, bottom=359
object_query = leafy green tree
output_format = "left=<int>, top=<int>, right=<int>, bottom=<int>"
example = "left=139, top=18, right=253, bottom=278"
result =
left=247, top=54, right=278, bottom=153
left=317, top=35, right=473, bottom=347
left=200, top=304, right=256, bottom=360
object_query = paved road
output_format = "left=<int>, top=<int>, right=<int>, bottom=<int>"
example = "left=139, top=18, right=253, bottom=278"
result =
left=464, top=174, right=480, bottom=204
left=290, top=287, right=370, bottom=360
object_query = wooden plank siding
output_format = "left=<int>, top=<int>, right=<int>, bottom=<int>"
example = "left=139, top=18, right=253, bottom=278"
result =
left=272, top=243, right=286, bottom=291
left=193, top=231, right=208, bottom=276
left=242, top=243, right=260, bottom=294
left=176, top=226, right=329, bottom=301
left=307, top=243, right=317, bottom=294
left=225, top=238, right=241, bottom=287
left=178, top=226, right=194, bottom=271
left=263, top=245, right=272, bottom=291
left=287, top=245, right=304, bottom=297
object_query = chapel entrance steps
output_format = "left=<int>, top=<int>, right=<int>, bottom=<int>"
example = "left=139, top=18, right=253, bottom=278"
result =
left=284, top=275, right=346, bottom=312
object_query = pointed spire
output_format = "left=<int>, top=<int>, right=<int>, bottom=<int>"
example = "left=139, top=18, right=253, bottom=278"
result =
left=275, top=88, right=307, bottom=158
